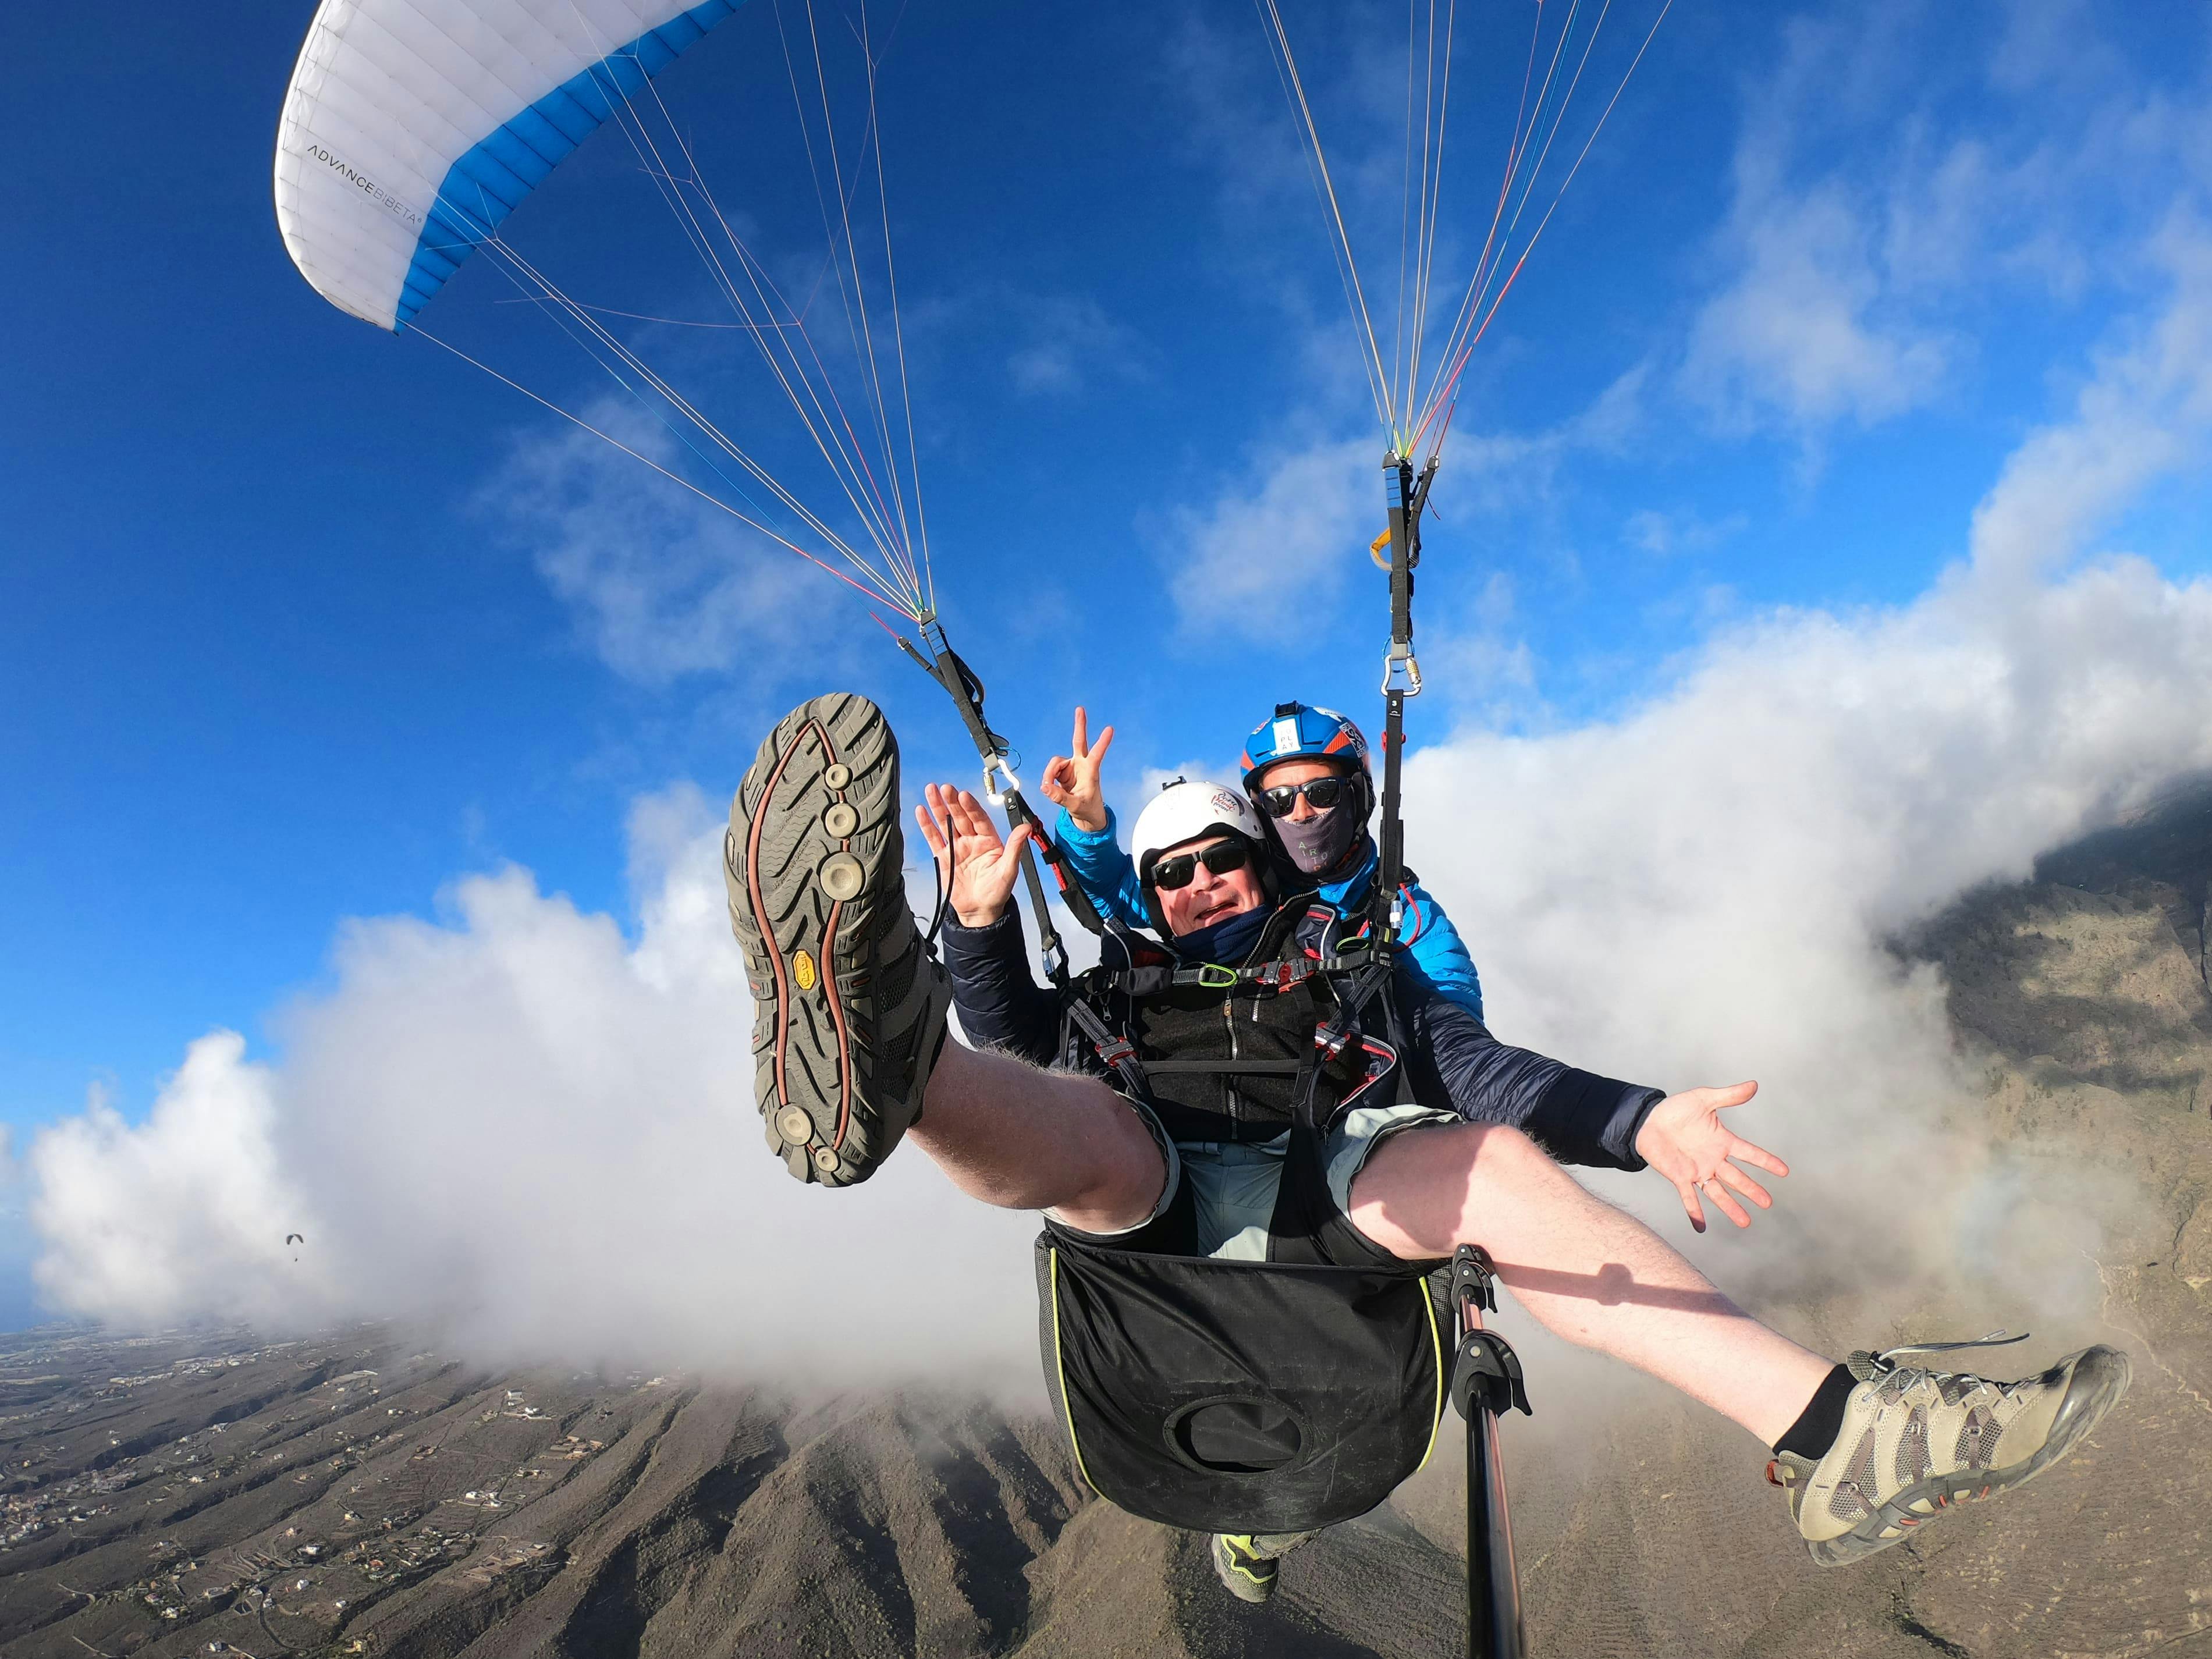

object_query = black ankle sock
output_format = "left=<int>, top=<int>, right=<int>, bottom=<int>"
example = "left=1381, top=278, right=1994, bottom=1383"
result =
left=1773, top=1364, right=1857, bottom=1460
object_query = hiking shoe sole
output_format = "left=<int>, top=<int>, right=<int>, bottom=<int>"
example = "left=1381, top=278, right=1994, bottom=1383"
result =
left=725, top=692, right=943, bottom=1187
left=1802, top=1344, right=2132, bottom=1566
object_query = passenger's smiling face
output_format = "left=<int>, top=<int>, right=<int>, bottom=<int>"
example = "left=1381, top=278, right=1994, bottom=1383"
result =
left=1153, top=835, right=1267, bottom=936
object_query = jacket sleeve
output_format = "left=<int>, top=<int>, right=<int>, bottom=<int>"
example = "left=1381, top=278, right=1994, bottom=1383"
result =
left=939, top=911, right=1061, bottom=1068
left=1395, top=962, right=1660, bottom=1170
left=1394, top=880, right=1484, bottom=1021
left=1054, top=805, right=1151, bottom=931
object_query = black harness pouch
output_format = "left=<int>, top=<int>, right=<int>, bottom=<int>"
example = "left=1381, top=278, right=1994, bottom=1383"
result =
left=1035, top=1228, right=1449, bottom=1533
left=1035, top=1045, right=1451, bottom=1534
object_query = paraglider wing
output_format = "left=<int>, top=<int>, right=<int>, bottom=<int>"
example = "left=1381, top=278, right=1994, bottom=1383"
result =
left=286, top=1234, right=304, bottom=1246
left=274, top=0, right=743, bottom=332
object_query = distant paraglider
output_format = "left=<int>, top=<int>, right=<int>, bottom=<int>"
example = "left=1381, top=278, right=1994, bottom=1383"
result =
left=286, top=1233, right=304, bottom=1262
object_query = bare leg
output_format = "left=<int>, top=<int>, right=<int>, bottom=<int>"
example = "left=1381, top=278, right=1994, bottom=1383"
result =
left=909, top=1040, right=1167, bottom=1235
left=1350, top=1124, right=1833, bottom=1445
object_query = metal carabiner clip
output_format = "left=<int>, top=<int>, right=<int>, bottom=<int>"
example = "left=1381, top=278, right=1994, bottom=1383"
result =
left=981, top=751, right=1022, bottom=808
left=1382, top=642, right=1423, bottom=697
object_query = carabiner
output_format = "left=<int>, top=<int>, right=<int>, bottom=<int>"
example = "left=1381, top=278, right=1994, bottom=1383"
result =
left=982, top=751, right=1022, bottom=807
left=1382, top=642, right=1423, bottom=697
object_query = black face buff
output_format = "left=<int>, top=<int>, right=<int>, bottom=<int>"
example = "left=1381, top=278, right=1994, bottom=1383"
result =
left=1151, top=840, right=1254, bottom=891
left=1273, top=799, right=1360, bottom=876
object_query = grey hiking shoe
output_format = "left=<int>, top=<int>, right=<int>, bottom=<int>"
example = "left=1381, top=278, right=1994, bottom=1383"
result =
left=1210, top=1530, right=1319, bottom=1604
left=725, top=692, right=950, bottom=1186
left=1770, top=1334, right=2131, bottom=1566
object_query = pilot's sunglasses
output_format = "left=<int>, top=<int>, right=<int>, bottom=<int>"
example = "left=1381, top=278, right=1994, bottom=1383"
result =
left=1257, top=776, right=1348, bottom=818
left=1150, top=841, right=1253, bottom=891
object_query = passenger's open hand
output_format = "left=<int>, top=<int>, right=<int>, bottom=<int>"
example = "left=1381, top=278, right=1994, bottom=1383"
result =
left=914, top=784, right=1038, bottom=929
left=1633, top=1081, right=1789, bottom=1233
left=1039, top=706, right=1114, bottom=834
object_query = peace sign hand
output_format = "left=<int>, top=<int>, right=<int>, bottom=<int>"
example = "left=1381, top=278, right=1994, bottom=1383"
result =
left=1039, top=706, right=1115, bottom=834
left=914, top=784, right=1039, bottom=928
left=1632, top=1081, right=1791, bottom=1233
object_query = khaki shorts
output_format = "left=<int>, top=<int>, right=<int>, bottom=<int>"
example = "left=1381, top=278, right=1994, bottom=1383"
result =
left=1054, top=1099, right=1459, bottom=1260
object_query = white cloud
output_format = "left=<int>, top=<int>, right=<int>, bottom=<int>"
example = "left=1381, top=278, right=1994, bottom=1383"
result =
left=1399, top=232, right=2212, bottom=1301
left=1161, top=435, right=1377, bottom=640
left=28, top=1045, right=315, bottom=1330
left=31, top=499, right=2212, bottom=1383
left=1677, top=4, right=2212, bottom=447
left=1622, top=506, right=1748, bottom=558
left=1000, top=295, right=1150, bottom=399
left=1404, top=549, right=2212, bottom=1335
left=1443, top=367, right=1649, bottom=509
left=478, top=404, right=854, bottom=688
left=1990, top=0, right=2110, bottom=96
left=1677, top=10, right=1958, bottom=439
left=23, top=788, right=1036, bottom=1388
left=1423, top=217, right=2212, bottom=1321
left=1162, top=369, right=1646, bottom=641
left=1134, top=758, right=1223, bottom=804
left=1969, top=214, right=2212, bottom=583
left=1422, top=570, right=1538, bottom=711
left=1682, top=174, right=1952, bottom=438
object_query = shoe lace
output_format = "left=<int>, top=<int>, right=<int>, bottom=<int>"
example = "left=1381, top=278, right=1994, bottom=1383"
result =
left=1851, top=1330, right=2028, bottom=1397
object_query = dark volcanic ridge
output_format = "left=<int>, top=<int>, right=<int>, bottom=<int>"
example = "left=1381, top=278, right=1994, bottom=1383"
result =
left=5, top=797, right=2211, bottom=1658
left=0, top=1327, right=1441, bottom=1659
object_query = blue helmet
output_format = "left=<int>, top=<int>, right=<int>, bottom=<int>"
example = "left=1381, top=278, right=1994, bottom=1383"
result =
left=1238, top=701, right=1372, bottom=793
left=1238, top=702, right=1376, bottom=879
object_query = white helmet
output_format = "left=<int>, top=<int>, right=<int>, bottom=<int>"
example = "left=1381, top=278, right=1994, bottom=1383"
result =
left=1129, top=779, right=1262, bottom=867
left=1129, top=780, right=1269, bottom=936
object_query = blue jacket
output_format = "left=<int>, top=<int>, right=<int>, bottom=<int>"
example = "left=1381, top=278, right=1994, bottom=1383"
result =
left=941, top=907, right=1659, bottom=1170
left=1056, top=807, right=1485, bottom=1020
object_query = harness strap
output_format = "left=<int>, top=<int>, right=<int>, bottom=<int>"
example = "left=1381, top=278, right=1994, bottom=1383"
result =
left=1313, top=958, right=1396, bottom=1060
left=897, top=615, right=1105, bottom=987
left=1064, top=997, right=1154, bottom=1099
left=1140, top=1058, right=1307, bottom=1077
left=1372, top=455, right=1436, bottom=942
left=1107, top=957, right=1327, bottom=997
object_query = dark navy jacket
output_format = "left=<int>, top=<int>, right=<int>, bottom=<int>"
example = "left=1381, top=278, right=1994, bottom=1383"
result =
left=941, top=907, right=1663, bottom=1171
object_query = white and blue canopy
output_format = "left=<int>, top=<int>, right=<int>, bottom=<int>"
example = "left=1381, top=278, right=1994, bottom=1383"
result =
left=274, top=0, right=742, bottom=332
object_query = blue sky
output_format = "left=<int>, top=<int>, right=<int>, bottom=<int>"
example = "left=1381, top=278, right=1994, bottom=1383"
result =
left=6, top=0, right=2212, bottom=1338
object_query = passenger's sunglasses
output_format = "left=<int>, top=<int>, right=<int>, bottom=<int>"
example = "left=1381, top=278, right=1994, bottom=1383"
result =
left=1256, top=776, right=1350, bottom=819
left=1149, top=840, right=1254, bottom=891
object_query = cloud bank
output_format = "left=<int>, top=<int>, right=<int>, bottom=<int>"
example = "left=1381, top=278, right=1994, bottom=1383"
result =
left=24, top=788, right=1037, bottom=1389
left=23, top=490, right=2212, bottom=1390
left=1405, top=231, right=2212, bottom=1333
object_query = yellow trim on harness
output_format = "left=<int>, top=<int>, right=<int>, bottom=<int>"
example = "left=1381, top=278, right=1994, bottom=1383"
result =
left=1414, top=1276, right=1448, bottom=1469
left=1047, top=1248, right=1099, bottom=1494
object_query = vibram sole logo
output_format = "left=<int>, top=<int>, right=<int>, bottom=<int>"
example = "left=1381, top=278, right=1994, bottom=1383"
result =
left=794, top=950, right=818, bottom=992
